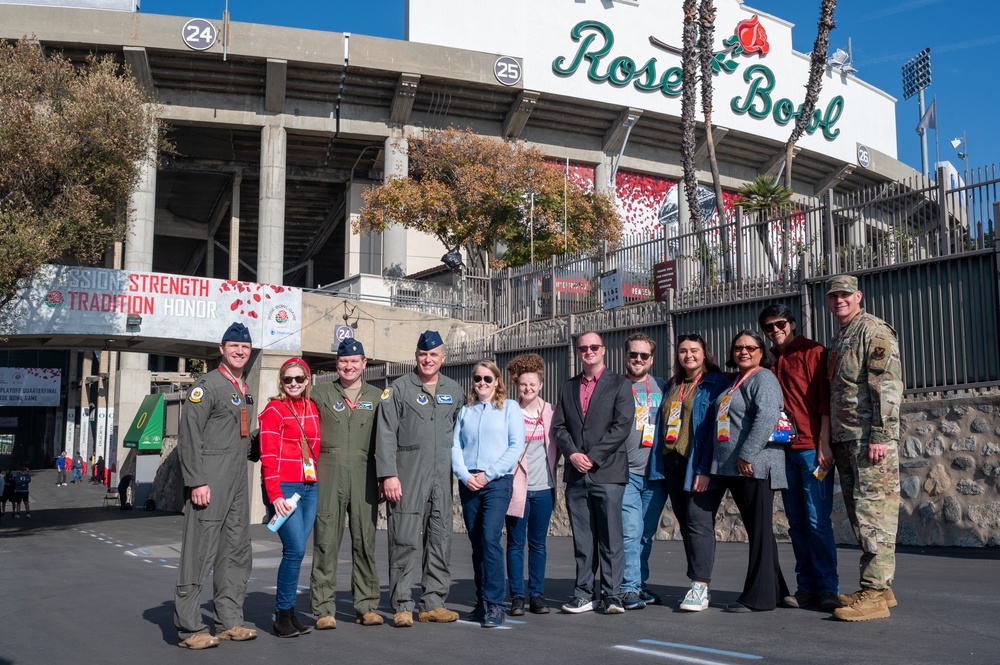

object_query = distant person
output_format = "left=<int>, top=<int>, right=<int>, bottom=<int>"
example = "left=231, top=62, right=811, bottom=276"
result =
left=72, top=453, right=84, bottom=483
left=552, top=331, right=634, bottom=615
left=826, top=275, right=903, bottom=622
left=56, top=451, right=68, bottom=486
left=0, top=470, right=13, bottom=519
left=376, top=330, right=464, bottom=628
left=118, top=474, right=133, bottom=510
left=92, top=456, right=106, bottom=485
left=173, top=322, right=258, bottom=650
left=12, top=467, right=31, bottom=519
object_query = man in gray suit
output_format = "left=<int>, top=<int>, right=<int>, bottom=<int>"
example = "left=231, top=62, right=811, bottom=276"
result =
left=552, top=331, right=635, bottom=615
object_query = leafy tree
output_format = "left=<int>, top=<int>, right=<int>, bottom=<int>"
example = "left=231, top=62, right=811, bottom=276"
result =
left=783, top=0, right=838, bottom=188
left=355, top=127, right=622, bottom=270
left=0, top=38, right=164, bottom=312
left=737, top=174, right=793, bottom=276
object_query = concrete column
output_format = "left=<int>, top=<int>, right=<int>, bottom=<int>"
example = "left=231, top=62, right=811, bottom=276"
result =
left=244, top=349, right=288, bottom=524
left=258, top=124, right=286, bottom=285
left=229, top=174, right=242, bottom=279
left=382, top=132, right=408, bottom=277
left=125, top=137, right=156, bottom=272
left=345, top=181, right=378, bottom=277
left=595, top=155, right=613, bottom=195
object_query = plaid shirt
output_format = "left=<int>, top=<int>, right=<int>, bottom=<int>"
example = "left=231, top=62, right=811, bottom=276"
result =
left=258, top=397, right=320, bottom=504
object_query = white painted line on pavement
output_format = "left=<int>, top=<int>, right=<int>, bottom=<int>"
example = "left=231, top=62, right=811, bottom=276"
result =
left=639, top=640, right=763, bottom=660
left=614, top=645, right=731, bottom=664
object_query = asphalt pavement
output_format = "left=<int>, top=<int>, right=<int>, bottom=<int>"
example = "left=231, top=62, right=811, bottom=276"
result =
left=2, top=468, right=998, bottom=665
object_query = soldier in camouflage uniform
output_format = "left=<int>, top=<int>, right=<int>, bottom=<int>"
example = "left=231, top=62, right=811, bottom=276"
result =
left=825, top=275, right=902, bottom=622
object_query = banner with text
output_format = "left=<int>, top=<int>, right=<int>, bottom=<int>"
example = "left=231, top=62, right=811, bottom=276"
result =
left=3, top=265, right=303, bottom=350
left=0, top=368, right=62, bottom=407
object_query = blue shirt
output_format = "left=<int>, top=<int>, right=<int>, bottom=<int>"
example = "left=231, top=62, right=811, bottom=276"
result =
left=452, top=399, right=526, bottom=484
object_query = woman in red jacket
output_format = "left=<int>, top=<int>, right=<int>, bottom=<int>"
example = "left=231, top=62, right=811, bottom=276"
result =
left=259, top=357, right=320, bottom=638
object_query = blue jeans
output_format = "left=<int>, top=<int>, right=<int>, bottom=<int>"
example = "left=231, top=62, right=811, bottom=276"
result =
left=621, top=472, right=667, bottom=593
left=459, top=474, right=513, bottom=608
left=505, top=487, right=555, bottom=599
left=72, top=468, right=82, bottom=482
left=783, top=448, right=838, bottom=594
left=272, top=481, right=318, bottom=611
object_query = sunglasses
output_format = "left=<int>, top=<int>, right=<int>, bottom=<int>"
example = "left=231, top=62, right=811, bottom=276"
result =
left=473, top=374, right=495, bottom=384
left=677, top=333, right=704, bottom=343
left=733, top=345, right=760, bottom=354
left=628, top=352, right=652, bottom=361
left=763, top=320, right=789, bottom=333
left=282, top=375, right=308, bottom=385
left=577, top=344, right=603, bottom=353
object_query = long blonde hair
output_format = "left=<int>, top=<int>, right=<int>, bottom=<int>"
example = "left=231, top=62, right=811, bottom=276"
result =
left=467, top=360, right=506, bottom=410
left=272, top=358, right=312, bottom=401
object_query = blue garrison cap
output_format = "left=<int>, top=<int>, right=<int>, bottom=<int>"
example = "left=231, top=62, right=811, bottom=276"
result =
left=337, top=338, right=365, bottom=357
left=221, top=321, right=252, bottom=345
left=416, top=330, right=443, bottom=351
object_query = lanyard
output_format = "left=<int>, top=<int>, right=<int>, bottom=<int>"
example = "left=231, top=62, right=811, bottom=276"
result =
left=727, top=366, right=761, bottom=395
left=676, top=373, right=701, bottom=402
left=631, top=375, right=651, bottom=407
left=218, top=365, right=245, bottom=396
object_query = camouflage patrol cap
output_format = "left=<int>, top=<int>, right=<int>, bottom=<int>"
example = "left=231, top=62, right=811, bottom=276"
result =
left=826, top=275, right=859, bottom=295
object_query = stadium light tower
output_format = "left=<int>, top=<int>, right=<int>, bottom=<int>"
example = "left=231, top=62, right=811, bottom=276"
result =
left=901, top=48, right=932, bottom=175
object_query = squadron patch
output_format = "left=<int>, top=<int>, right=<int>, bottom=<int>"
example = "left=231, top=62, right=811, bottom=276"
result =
left=871, top=347, right=886, bottom=361
left=381, top=388, right=392, bottom=401
left=358, top=401, right=374, bottom=410
left=416, top=393, right=429, bottom=405
left=231, top=393, right=241, bottom=406
left=333, top=401, right=346, bottom=412
left=437, top=394, right=453, bottom=404
left=188, top=387, right=205, bottom=403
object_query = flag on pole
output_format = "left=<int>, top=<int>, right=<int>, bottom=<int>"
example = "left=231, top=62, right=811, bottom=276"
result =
left=916, top=98, right=937, bottom=135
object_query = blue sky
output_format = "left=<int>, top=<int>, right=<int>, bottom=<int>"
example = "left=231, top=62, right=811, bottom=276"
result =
left=141, top=0, right=996, bottom=177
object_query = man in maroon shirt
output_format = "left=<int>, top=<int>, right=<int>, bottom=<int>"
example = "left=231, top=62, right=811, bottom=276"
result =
left=759, top=304, right=840, bottom=612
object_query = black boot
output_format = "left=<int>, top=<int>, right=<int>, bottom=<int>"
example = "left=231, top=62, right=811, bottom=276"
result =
left=288, top=609, right=311, bottom=635
left=273, top=609, right=300, bottom=638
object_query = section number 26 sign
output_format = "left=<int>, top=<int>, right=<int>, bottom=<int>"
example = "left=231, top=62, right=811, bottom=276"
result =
left=182, top=19, right=218, bottom=51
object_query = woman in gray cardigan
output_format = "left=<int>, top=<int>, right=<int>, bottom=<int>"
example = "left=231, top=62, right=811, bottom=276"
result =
left=708, top=329, right=790, bottom=612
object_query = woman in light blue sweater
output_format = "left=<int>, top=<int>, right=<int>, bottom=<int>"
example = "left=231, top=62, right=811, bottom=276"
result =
left=452, top=360, right=525, bottom=628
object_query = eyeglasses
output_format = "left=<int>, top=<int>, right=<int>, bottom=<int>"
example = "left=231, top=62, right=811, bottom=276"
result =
left=763, top=320, right=789, bottom=333
left=577, top=344, right=603, bottom=353
left=733, top=345, right=760, bottom=354
left=677, top=333, right=704, bottom=343
left=282, top=375, right=307, bottom=385
left=473, top=374, right=495, bottom=384
left=627, top=352, right=652, bottom=361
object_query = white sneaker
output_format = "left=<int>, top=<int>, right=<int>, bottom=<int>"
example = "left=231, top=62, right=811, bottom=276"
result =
left=679, top=582, right=710, bottom=612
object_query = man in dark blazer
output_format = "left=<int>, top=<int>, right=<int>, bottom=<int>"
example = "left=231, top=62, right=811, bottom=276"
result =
left=552, top=331, right=635, bottom=615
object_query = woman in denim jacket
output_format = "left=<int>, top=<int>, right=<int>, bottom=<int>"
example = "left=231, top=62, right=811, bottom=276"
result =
left=647, top=333, right=729, bottom=611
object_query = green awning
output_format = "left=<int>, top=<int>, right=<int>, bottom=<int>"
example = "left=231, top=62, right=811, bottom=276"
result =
left=123, top=394, right=164, bottom=451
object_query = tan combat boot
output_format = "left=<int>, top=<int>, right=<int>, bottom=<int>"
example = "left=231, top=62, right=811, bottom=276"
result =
left=833, top=588, right=891, bottom=621
left=417, top=607, right=459, bottom=623
left=315, top=615, right=337, bottom=630
left=839, top=587, right=897, bottom=609
left=177, top=632, right=220, bottom=650
left=393, top=611, right=414, bottom=627
left=356, top=611, right=384, bottom=626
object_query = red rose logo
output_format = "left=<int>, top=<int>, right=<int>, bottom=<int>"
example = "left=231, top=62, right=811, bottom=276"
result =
left=275, top=309, right=288, bottom=324
left=45, top=290, right=64, bottom=308
left=735, top=15, right=769, bottom=55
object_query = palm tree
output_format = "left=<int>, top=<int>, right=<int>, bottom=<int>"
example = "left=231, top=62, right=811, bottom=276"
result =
left=680, top=0, right=700, bottom=234
left=783, top=0, right=838, bottom=189
left=737, top=174, right=792, bottom=278
left=697, top=0, right=733, bottom=282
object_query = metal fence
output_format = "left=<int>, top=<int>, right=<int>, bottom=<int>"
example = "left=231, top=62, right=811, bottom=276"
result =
left=426, top=164, right=1000, bottom=396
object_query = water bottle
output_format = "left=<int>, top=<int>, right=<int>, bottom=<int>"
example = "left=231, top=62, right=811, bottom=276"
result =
left=267, top=492, right=301, bottom=532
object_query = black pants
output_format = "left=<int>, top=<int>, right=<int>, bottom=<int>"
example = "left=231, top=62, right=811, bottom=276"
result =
left=685, top=475, right=787, bottom=610
left=564, top=475, right=626, bottom=603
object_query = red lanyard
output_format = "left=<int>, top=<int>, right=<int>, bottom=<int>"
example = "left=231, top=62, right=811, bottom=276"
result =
left=218, top=365, right=245, bottom=396
left=727, top=366, right=761, bottom=395
left=676, top=373, right=702, bottom=402
left=631, top=376, right=651, bottom=406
